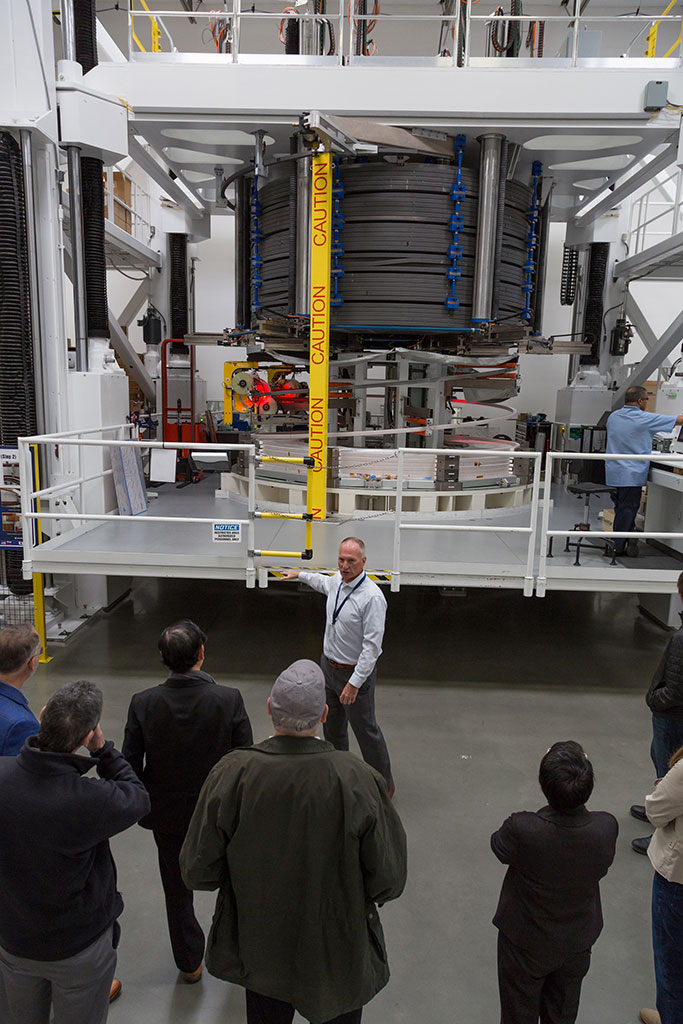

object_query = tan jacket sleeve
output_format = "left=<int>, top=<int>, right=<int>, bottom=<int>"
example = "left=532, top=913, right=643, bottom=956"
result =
left=646, top=759, right=683, bottom=828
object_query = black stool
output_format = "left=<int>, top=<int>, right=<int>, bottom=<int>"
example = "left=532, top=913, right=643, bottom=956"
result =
left=548, top=482, right=617, bottom=566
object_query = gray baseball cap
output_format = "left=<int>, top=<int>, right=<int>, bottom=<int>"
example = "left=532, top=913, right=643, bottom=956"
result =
left=270, top=659, right=325, bottom=723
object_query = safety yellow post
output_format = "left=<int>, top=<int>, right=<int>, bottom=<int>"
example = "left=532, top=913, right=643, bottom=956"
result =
left=307, top=150, right=333, bottom=543
left=30, top=445, right=51, bottom=663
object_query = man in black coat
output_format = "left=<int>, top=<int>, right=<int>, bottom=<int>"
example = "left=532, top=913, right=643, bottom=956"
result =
left=0, top=680, right=149, bottom=1024
left=631, top=572, right=683, bottom=854
left=491, top=740, right=618, bottom=1024
left=122, top=619, right=253, bottom=982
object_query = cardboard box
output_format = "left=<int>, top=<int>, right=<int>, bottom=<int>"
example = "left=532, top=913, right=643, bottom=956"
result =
left=602, top=508, right=615, bottom=532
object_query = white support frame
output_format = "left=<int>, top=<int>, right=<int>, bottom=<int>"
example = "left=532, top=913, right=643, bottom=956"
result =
left=537, top=451, right=683, bottom=595
left=390, top=447, right=543, bottom=597
left=18, top=427, right=258, bottom=588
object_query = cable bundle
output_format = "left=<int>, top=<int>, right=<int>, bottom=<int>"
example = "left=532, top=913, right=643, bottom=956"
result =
left=0, top=132, right=37, bottom=446
left=169, top=234, right=189, bottom=338
left=583, top=242, right=609, bottom=362
left=560, top=245, right=578, bottom=306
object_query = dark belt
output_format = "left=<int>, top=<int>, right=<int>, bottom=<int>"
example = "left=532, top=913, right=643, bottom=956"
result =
left=327, top=658, right=356, bottom=670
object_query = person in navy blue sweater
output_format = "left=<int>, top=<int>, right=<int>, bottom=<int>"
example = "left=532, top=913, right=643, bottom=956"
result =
left=0, top=623, right=41, bottom=755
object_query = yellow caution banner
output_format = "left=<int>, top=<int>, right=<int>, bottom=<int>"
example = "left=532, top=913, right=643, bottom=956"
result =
left=307, top=151, right=332, bottom=522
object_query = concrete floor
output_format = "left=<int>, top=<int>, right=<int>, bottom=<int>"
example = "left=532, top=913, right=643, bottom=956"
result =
left=25, top=580, right=673, bottom=1023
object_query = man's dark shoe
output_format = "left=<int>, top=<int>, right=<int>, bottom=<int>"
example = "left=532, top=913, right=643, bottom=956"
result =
left=632, top=836, right=651, bottom=855
left=630, top=804, right=648, bottom=822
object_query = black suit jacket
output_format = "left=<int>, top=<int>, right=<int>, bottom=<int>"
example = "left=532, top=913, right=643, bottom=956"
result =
left=491, top=805, right=618, bottom=959
left=122, top=669, right=253, bottom=834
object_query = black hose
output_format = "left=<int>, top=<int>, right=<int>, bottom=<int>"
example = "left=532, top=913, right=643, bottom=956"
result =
left=0, top=131, right=37, bottom=446
left=169, top=233, right=188, bottom=339
left=73, top=0, right=98, bottom=72
left=0, top=131, right=38, bottom=597
left=80, top=156, right=109, bottom=337
left=582, top=242, right=609, bottom=364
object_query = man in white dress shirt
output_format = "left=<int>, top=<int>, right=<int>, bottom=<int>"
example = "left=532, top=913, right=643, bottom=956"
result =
left=284, top=538, right=394, bottom=794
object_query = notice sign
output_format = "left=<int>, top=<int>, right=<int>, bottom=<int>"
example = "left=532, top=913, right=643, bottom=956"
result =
left=212, top=521, right=241, bottom=543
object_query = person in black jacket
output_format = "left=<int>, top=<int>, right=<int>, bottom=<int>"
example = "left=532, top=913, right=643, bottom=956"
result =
left=0, top=680, right=150, bottom=1024
left=491, top=740, right=618, bottom=1024
left=631, top=573, right=683, bottom=855
left=122, top=619, right=253, bottom=982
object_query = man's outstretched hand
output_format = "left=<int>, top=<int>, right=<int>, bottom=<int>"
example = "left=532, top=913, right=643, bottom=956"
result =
left=282, top=571, right=301, bottom=580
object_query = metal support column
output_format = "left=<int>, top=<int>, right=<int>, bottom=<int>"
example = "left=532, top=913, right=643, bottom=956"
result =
left=33, top=141, right=69, bottom=438
left=472, top=133, right=504, bottom=324
left=296, top=136, right=312, bottom=315
left=61, top=0, right=88, bottom=371
left=20, top=131, right=46, bottom=437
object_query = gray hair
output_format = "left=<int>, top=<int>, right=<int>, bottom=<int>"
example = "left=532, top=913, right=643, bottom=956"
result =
left=340, top=536, right=366, bottom=557
left=270, top=707, right=320, bottom=732
left=36, top=681, right=103, bottom=753
left=0, top=623, right=40, bottom=675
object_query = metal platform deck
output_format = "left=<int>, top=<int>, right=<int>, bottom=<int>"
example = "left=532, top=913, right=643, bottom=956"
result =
left=26, top=476, right=683, bottom=595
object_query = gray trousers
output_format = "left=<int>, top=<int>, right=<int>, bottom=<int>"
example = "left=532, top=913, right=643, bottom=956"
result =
left=0, top=925, right=116, bottom=1024
left=321, top=654, right=393, bottom=789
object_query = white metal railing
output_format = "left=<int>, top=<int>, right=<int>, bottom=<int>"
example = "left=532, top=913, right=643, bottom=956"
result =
left=103, top=167, right=153, bottom=246
left=123, top=2, right=683, bottom=66
left=390, top=447, right=543, bottom=596
left=18, top=427, right=258, bottom=588
left=627, top=163, right=683, bottom=255
left=537, top=450, right=683, bottom=595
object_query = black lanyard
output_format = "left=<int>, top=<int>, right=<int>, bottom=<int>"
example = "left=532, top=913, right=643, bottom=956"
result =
left=332, top=573, right=366, bottom=624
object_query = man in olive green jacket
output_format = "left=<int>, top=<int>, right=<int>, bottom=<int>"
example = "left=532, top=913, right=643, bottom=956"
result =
left=180, top=659, right=407, bottom=1024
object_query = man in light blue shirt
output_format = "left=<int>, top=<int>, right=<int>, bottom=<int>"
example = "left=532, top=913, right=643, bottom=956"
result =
left=284, top=537, right=394, bottom=794
left=606, top=385, right=683, bottom=555
left=0, top=624, right=41, bottom=756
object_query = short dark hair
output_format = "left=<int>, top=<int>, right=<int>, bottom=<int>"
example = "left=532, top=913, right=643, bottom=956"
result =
left=158, top=620, right=206, bottom=673
left=0, top=623, right=40, bottom=674
left=36, top=681, right=103, bottom=753
left=625, top=385, right=648, bottom=405
left=539, top=741, right=594, bottom=811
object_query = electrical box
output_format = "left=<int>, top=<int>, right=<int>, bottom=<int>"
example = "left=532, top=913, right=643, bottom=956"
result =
left=644, top=80, right=668, bottom=112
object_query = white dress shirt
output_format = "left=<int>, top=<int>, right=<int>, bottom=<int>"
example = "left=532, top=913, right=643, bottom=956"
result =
left=298, top=570, right=387, bottom=689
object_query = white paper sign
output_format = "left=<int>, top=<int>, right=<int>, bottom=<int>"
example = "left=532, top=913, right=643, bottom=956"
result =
left=149, top=448, right=177, bottom=484
left=212, top=521, right=241, bottom=543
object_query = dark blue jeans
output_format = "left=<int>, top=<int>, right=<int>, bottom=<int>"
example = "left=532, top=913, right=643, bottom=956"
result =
left=653, top=871, right=683, bottom=1024
left=651, top=715, right=683, bottom=778
left=610, top=486, right=642, bottom=553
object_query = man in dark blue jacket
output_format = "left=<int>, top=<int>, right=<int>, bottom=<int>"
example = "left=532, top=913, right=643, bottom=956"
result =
left=0, top=680, right=150, bottom=1024
left=123, top=619, right=252, bottom=982
left=491, top=741, right=617, bottom=1024
left=0, top=623, right=41, bottom=755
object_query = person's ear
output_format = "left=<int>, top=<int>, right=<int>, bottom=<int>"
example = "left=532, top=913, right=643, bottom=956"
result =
left=321, top=704, right=329, bottom=725
left=38, top=705, right=46, bottom=721
left=80, top=729, right=94, bottom=750
left=267, top=697, right=272, bottom=718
